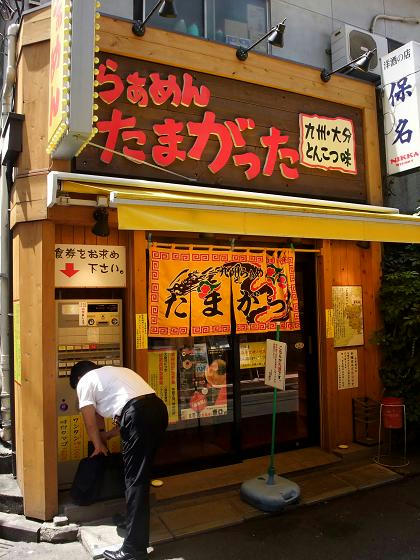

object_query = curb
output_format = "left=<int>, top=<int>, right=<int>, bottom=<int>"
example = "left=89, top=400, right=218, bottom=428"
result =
left=0, top=512, right=41, bottom=543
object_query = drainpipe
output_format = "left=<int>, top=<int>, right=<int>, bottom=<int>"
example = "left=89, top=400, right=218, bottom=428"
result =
left=0, top=22, right=19, bottom=447
left=370, top=15, right=420, bottom=34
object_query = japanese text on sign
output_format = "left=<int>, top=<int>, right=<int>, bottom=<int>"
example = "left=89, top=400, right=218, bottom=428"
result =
left=48, top=0, right=68, bottom=147
left=136, top=314, right=148, bottom=350
left=337, top=349, right=359, bottom=390
left=93, top=57, right=300, bottom=181
left=299, top=114, right=357, bottom=175
left=148, top=244, right=300, bottom=337
left=332, top=286, right=364, bottom=348
left=381, top=41, right=420, bottom=175
left=265, top=339, right=287, bottom=391
left=148, top=351, right=178, bottom=423
left=240, top=342, right=266, bottom=369
left=55, top=244, right=126, bottom=288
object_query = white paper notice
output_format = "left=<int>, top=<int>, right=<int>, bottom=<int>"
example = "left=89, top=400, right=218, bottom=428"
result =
left=55, top=244, right=126, bottom=288
left=79, top=301, right=88, bottom=326
left=265, top=339, right=287, bottom=391
left=337, top=349, right=359, bottom=390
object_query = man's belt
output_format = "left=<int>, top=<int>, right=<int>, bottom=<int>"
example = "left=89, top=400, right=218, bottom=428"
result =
left=114, top=393, right=155, bottom=426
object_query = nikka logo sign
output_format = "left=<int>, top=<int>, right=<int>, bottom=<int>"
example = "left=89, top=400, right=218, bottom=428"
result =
left=390, top=151, right=420, bottom=168
left=381, top=41, right=420, bottom=176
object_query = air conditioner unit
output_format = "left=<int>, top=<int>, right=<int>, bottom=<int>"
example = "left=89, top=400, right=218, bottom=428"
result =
left=331, top=24, right=388, bottom=78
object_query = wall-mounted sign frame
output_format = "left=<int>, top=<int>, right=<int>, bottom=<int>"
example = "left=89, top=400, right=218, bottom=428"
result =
left=332, top=286, right=364, bottom=348
left=47, top=0, right=98, bottom=158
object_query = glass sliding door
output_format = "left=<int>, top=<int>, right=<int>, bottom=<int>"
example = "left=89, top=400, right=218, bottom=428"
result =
left=150, top=248, right=319, bottom=475
left=238, top=253, right=319, bottom=455
left=152, top=335, right=236, bottom=473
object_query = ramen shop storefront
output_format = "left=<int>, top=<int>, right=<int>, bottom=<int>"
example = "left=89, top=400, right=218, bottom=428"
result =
left=54, top=17, right=419, bottom=473
left=13, top=6, right=420, bottom=522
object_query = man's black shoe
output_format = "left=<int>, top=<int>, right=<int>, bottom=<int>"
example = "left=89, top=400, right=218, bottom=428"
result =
left=103, top=548, right=147, bottom=560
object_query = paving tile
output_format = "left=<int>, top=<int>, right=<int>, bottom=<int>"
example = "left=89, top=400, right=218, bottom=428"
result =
left=292, top=473, right=356, bottom=505
left=158, top=498, right=243, bottom=537
left=150, top=512, right=174, bottom=545
left=335, top=463, right=402, bottom=490
left=79, top=522, right=123, bottom=559
left=155, top=448, right=339, bottom=502
left=228, top=494, right=267, bottom=520
left=80, top=517, right=166, bottom=559
left=154, top=490, right=234, bottom=514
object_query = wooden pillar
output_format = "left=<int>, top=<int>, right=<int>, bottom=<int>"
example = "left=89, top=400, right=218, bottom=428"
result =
left=13, top=220, right=57, bottom=520
left=316, top=240, right=336, bottom=450
left=133, top=231, right=148, bottom=380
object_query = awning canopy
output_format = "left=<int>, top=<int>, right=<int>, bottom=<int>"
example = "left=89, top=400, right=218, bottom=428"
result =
left=59, top=177, right=420, bottom=243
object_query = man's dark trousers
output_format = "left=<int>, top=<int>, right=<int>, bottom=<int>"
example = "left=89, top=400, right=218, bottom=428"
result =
left=119, top=394, right=168, bottom=556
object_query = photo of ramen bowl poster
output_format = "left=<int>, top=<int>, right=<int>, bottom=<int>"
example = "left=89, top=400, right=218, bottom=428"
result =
left=178, top=342, right=228, bottom=420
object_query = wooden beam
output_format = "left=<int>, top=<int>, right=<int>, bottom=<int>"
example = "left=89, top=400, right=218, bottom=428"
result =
left=99, top=18, right=377, bottom=110
left=17, top=5, right=50, bottom=54
left=316, top=240, right=336, bottom=450
left=363, top=107, right=383, bottom=205
left=10, top=200, right=48, bottom=228
left=14, top=220, right=57, bottom=520
left=48, top=205, right=119, bottom=228
left=16, top=40, right=50, bottom=179
left=133, top=231, right=148, bottom=381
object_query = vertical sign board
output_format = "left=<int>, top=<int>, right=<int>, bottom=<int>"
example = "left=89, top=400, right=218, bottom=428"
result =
left=265, top=340, right=287, bottom=391
left=148, top=351, right=178, bottom=423
left=48, top=0, right=67, bottom=150
left=47, top=0, right=97, bottom=158
left=135, top=314, right=148, bottom=350
left=332, top=286, right=364, bottom=348
left=381, top=42, right=420, bottom=175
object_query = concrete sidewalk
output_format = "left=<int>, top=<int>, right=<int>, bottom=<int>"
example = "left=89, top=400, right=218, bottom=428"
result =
left=77, top=445, right=403, bottom=559
left=0, top=443, right=413, bottom=558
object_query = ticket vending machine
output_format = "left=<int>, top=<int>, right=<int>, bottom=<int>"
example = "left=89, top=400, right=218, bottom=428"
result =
left=56, top=299, right=123, bottom=487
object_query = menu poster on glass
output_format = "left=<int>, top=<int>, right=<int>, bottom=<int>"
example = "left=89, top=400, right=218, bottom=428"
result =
left=148, top=350, right=179, bottom=424
left=179, top=340, right=228, bottom=420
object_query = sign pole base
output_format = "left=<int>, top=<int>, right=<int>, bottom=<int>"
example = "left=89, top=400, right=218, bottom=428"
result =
left=240, top=474, right=300, bottom=512
left=240, top=323, right=300, bottom=512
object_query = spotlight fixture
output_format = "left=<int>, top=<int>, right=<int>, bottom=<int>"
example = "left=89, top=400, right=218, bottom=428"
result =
left=236, top=19, right=286, bottom=61
left=320, top=48, right=377, bottom=82
left=132, top=0, right=177, bottom=37
left=92, top=207, right=110, bottom=237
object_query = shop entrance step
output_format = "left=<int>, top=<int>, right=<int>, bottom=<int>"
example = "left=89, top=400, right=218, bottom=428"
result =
left=0, top=474, right=23, bottom=515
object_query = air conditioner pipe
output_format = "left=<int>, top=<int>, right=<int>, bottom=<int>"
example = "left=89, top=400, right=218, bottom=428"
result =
left=370, top=15, right=420, bottom=34
left=0, top=23, right=19, bottom=449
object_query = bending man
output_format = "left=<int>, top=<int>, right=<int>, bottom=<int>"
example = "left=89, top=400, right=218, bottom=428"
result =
left=70, top=361, right=168, bottom=560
